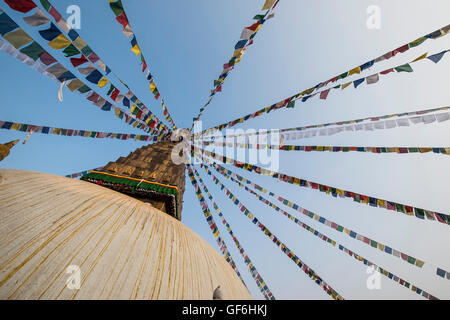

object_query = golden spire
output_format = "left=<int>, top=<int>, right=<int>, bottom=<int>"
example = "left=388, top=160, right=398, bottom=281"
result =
left=0, top=139, right=19, bottom=162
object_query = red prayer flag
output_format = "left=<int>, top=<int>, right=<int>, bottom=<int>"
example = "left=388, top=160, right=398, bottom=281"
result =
left=320, top=89, right=330, bottom=100
left=380, top=68, right=394, bottom=75
left=88, top=52, right=100, bottom=63
left=115, top=12, right=129, bottom=29
left=4, top=0, right=36, bottom=13
left=70, top=54, right=88, bottom=67
left=87, top=92, right=100, bottom=103
left=392, top=44, right=409, bottom=56
left=110, top=88, right=120, bottom=101
left=49, top=6, right=62, bottom=22
left=39, top=52, right=57, bottom=66
left=142, top=60, right=147, bottom=72
left=247, top=22, right=260, bottom=31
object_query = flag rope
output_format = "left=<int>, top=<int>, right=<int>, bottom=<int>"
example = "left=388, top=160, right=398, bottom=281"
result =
left=191, top=165, right=275, bottom=300
left=186, top=165, right=247, bottom=288
left=206, top=160, right=450, bottom=282
left=192, top=159, right=344, bottom=300
left=193, top=146, right=450, bottom=225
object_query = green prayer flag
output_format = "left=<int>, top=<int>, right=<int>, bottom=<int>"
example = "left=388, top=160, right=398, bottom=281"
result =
left=395, top=63, right=413, bottom=73
left=396, top=203, right=406, bottom=213
left=77, top=85, right=91, bottom=93
left=409, top=37, right=426, bottom=48
left=81, top=45, right=93, bottom=57
left=62, top=44, right=80, bottom=57
left=109, top=0, right=124, bottom=17
left=40, top=0, right=51, bottom=11
left=20, top=41, right=44, bottom=61
left=107, top=84, right=116, bottom=95
left=253, top=14, right=265, bottom=20
left=407, top=256, right=416, bottom=264
left=338, top=72, right=348, bottom=80
left=286, top=101, right=295, bottom=108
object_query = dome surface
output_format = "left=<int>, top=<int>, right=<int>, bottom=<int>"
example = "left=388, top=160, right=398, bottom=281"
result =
left=0, top=169, right=252, bottom=300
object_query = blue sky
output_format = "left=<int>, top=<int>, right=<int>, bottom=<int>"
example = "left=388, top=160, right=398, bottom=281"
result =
left=1, top=0, right=450, bottom=299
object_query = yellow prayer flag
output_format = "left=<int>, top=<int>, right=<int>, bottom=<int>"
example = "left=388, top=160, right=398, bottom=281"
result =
left=97, top=76, right=109, bottom=88
left=131, top=44, right=141, bottom=56
left=412, top=52, right=428, bottom=62
left=262, top=0, right=276, bottom=10
left=3, top=28, right=32, bottom=49
left=53, top=128, right=60, bottom=135
left=73, top=37, right=87, bottom=50
left=48, top=33, right=71, bottom=49
left=232, top=48, right=242, bottom=58
left=415, top=259, right=425, bottom=268
left=149, top=81, right=156, bottom=92
left=11, top=122, right=20, bottom=130
left=348, top=67, right=361, bottom=75
left=341, top=82, right=352, bottom=90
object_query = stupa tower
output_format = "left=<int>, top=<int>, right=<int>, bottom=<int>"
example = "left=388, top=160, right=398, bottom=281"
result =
left=81, top=141, right=186, bottom=220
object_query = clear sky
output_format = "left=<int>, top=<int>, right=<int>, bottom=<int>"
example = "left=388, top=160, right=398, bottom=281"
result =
left=1, top=0, right=450, bottom=300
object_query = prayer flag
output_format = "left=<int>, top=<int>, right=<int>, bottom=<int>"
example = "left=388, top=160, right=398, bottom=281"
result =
left=4, top=0, right=36, bottom=13
left=427, top=50, right=447, bottom=64
left=39, top=22, right=61, bottom=41
left=48, top=33, right=71, bottom=49
left=23, top=8, right=50, bottom=26
left=0, top=13, right=18, bottom=36
left=3, top=28, right=32, bottom=49
left=395, top=63, right=413, bottom=73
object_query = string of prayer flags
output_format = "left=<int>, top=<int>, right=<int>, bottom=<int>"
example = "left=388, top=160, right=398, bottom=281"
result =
left=207, top=161, right=450, bottom=282
left=191, top=165, right=275, bottom=300
left=191, top=0, right=279, bottom=127
left=0, top=120, right=160, bottom=142
left=196, top=161, right=343, bottom=300
left=199, top=161, right=439, bottom=300
left=108, top=0, right=177, bottom=130
left=0, top=31, right=163, bottom=137
left=196, top=21, right=450, bottom=136
left=200, top=106, right=450, bottom=143
left=32, top=0, right=171, bottom=135
left=65, top=167, right=104, bottom=179
left=186, top=165, right=247, bottom=287
left=201, top=140, right=450, bottom=156
left=194, top=147, right=450, bottom=225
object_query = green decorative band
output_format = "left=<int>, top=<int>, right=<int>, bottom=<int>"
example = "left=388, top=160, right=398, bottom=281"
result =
left=81, top=171, right=180, bottom=220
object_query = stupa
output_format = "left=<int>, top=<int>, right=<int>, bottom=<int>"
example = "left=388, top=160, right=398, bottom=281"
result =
left=0, top=140, right=251, bottom=300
